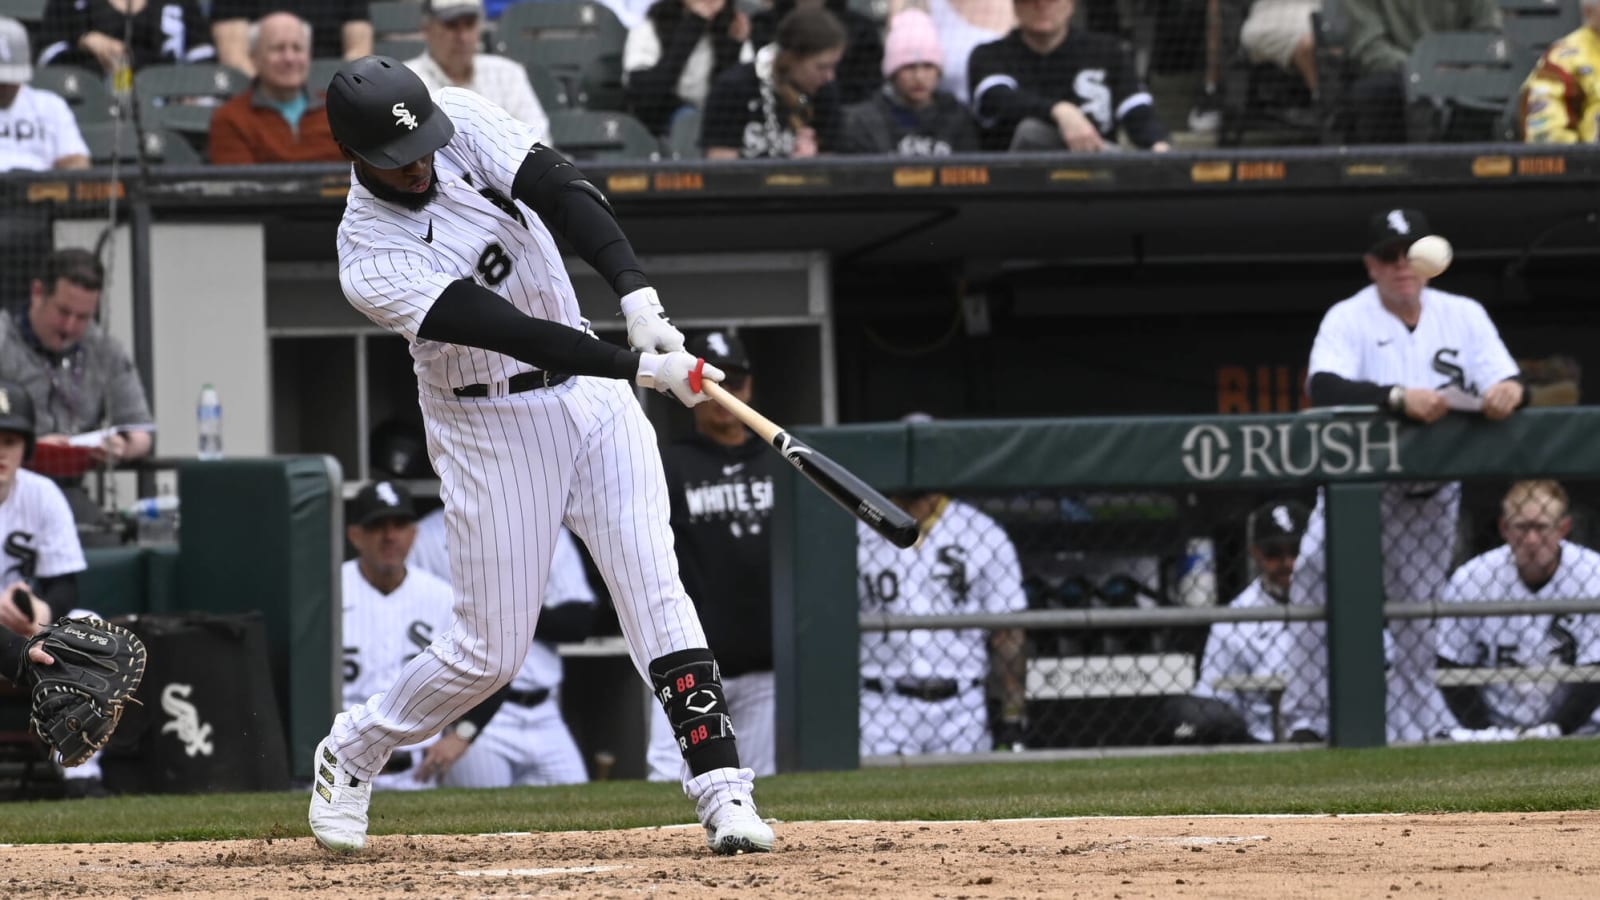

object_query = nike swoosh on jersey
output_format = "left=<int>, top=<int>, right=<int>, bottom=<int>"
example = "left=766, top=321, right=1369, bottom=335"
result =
left=421, top=220, right=433, bottom=243
left=721, top=463, right=744, bottom=476
left=1377, top=338, right=1394, bottom=347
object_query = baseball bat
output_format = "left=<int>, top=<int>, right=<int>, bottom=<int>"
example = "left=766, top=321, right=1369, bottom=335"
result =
left=702, top=381, right=920, bottom=549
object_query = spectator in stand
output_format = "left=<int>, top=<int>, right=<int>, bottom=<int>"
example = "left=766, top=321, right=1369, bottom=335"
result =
left=1241, top=0, right=1321, bottom=98
left=1518, top=0, right=1600, bottom=144
left=750, top=0, right=883, bottom=104
left=404, top=0, right=549, bottom=141
left=623, top=0, right=752, bottom=137
left=38, top=0, right=215, bottom=74
left=0, top=18, right=89, bottom=172
left=969, top=0, right=1171, bottom=152
left=208, top=13, right=344, bottom=164
left=888, top=0, right=1013, bottom=105
left=211, top=0, right=372, bottom=78
left=701, top=6, right=846, bottom=158
left=1341, top=0, right=1501, bottom=144
left=840, top=8, right=979, bottom=155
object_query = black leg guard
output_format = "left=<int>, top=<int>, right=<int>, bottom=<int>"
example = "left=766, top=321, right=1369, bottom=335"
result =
left=648, top=648, right=740, bottom=776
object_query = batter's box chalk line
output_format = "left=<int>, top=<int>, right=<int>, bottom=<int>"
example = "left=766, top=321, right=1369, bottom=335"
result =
left=456, top=865, right=631, bottom=878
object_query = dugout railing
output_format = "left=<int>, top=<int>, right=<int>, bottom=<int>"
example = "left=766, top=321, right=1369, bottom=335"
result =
left=772, top=407, right=1600, bottom=772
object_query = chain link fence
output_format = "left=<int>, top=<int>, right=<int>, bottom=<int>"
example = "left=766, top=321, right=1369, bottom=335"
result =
left=857, top=476, right=1600, bottom=760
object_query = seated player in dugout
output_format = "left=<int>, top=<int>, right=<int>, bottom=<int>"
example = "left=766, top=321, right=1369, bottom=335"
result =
left=1171, top=500, right=1314, bottom=745
left=857, top=414, right=1029, bottom=756
left=1437, top=480, right=1600, bottom=739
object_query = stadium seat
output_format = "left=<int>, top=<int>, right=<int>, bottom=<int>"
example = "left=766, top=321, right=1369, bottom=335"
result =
left=523, top=60, right=571, bottom=112
left=0, top=0, right=44, bottom=24
left=308, top=57, right=345, bottom=92
left=79, top=122, right=203, bottom=166
left=1216, top=0, right=1319, bottom=147
left=495, top=0, right=626, bottom=110
left=370, top=0, right=423, bottom=39
left=1404, top=31, right=1523, bottom=142
left=375, top=37, right=426, bottom=61
left=133, top=62, right=248, bottom=106
left=664, top=105, right=700, bottom=159
left=1499, top=0, right=1582, bottom=70
left=31, top=65, right=114, bottom=123
left=547, top=109, right=659, bottom=161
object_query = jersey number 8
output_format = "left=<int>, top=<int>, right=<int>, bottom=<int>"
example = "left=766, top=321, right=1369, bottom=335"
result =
left=477, top=243, right=513, bottom=286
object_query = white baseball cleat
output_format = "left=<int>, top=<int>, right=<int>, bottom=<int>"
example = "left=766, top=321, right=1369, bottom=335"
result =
left=703, top=795, right=775, bottom=854
left=309, top=738, right=371, bottom=853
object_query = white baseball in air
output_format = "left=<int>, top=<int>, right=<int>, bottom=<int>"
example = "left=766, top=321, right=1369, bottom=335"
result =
left=1407, top=235, right=1453, bottom=279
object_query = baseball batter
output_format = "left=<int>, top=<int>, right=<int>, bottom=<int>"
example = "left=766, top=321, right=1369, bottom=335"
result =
left=858, top=491, right=1027, bottom=756
left=409, top=514, right=594, bottom=787
left=1437, top=480, right=1600, bottom=734
left=310, top=56, right=770, bottom=855
left=1282, top=208, right=1525, bottom=744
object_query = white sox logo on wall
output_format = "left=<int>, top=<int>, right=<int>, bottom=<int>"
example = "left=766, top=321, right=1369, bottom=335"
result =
left=1180, top=421, right=1403, bottom=481
left=160, top=683, right=216, bottom=758
left=393, top=102, right=419, bottom=130
left=775, top=432, right=812, bottom=470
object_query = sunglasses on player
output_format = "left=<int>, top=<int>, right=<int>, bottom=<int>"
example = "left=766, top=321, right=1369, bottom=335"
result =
left=1372, top=243, right=1409, bottom=264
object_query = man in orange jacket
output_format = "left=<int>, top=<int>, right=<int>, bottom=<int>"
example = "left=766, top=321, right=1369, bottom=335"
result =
left=209, top=11, right=344, bottom=163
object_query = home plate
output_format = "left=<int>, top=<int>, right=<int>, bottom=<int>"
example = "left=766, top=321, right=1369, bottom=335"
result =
left=456, top=865, right=630, bottom=878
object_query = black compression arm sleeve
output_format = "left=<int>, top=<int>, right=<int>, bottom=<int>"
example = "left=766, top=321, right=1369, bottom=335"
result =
left=455, top=684, right=510, bottom=733
left=534, top=601, right=594, bottom=644
left=417, top=280, right=640, bottom=379
left=1308, top=371, right=1394, bottom=408
left=511, top=146, right=649, bottom=296
left=34, top=574, right=78, bottom=613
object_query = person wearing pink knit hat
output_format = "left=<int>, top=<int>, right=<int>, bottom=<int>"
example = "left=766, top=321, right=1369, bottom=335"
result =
left=839, top=8, right=979, bottom=155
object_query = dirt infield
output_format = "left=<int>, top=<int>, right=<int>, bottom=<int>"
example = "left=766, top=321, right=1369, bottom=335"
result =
left=6, top=811, right=1594, bottom=898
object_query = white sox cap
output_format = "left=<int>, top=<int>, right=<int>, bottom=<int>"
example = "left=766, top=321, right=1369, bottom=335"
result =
left=0, top=17, right=33, bottom=85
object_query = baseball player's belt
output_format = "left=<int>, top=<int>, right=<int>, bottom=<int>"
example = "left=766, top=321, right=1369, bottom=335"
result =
left=863, top=677, right=983, bottom=702
left=453, top=370, right=573, bottom=398
left=504, top=687, right=551, bottom=707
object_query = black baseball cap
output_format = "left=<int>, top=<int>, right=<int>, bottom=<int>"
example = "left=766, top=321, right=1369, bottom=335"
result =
left=1367, top=208, right=1432, bottom=256
left=1249, top=500, right=1308, bottom=551
left=327, top=56, right=456, bottom=169
left=350, top=480, right=418, bottom=526
left=687, top=330, right=751, bottom=372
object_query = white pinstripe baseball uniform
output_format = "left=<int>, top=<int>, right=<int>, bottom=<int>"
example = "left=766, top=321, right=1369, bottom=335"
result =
left=1192, top=579, right=1305, bottom=743
left=340, top=558, right=456, bottom=791
left=1286, top=283, right=1521, bottom=743
left=857, top=498, right=1026, bottom=756
left=408, top=511, right=593, bottom=787
left=1438, top=541, right=1600, bottom=731
left=327, top=86, right=756, bottom=824
left=0, top=469, right=85, bottom=588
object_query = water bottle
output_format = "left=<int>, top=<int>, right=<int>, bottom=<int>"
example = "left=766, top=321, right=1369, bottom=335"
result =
left=126, top=495, right=180, bottom=545
left=197, top=383, right=223, bottom=460
left=1175, top=537, right=1218, bottom=607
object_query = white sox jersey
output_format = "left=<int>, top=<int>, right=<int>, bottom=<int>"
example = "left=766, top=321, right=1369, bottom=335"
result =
left=337, top=87, right=587, bottom=392
left=340, top=559, right=456, bottom=713
left=1438, top=541, right=1600, bottom=730
left=858, top=498, right=1027, bottom=682
left=1, top=468, right=86, bottom=587
left=1308, top=284, right=1519, bottom=410
left=1193, top=580, right=1306, bottom=743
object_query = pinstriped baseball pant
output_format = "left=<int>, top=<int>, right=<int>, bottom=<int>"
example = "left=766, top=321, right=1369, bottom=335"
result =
left=330, top=376, right=709, bottom=779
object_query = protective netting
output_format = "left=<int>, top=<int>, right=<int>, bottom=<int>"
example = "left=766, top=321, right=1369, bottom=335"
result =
left=0, top=0, right=1584, bottom=171
left=857, top=477, right=1600, bottom=758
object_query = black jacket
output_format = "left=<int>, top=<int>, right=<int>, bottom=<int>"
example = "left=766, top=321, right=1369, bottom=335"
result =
left=749, top=0, right=884, bottom=105
left=839, top=88, right=981, bottom=155
left=625, top=0, right=748, bottom=135
left=661, top=430, right=778, bottom=677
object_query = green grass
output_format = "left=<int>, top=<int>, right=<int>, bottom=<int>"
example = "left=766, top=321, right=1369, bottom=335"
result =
left=3, top=740, right=1598, bottom=845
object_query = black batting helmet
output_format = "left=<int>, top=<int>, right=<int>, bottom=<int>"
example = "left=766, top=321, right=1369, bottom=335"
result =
left=0, top=381, right=36, bottom=461
left=326, top=56, right=456, bottom=168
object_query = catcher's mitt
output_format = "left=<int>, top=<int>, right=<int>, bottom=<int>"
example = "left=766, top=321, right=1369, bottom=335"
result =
left=19, top=617, right=148, bottom=767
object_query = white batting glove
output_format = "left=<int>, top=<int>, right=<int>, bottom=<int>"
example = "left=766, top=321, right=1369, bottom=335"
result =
left=636, top=351, right=724, bottom=408
left=620, top=287, right=686, bottom=353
